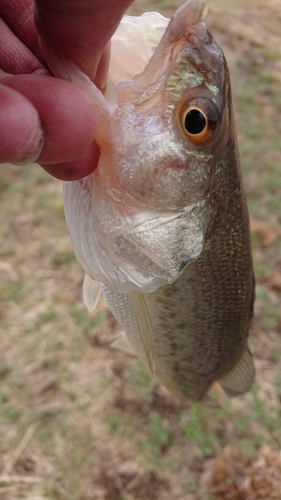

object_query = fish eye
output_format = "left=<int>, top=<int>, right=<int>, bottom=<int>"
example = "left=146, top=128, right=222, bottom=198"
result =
left=184, top=108, right=207, bottom=135
left=178, top=99, right=219, bottom=146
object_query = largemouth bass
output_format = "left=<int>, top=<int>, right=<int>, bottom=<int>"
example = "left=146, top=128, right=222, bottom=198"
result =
left=62, top=0, right=255, bottom=401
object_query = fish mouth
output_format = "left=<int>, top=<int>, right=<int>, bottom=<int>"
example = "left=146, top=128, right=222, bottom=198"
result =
left=139, top=0, right=209, bottom=81
left=116, top=0, right=210, bottom=106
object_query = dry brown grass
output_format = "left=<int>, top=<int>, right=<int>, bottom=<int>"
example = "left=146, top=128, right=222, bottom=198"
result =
left=1, top=1, right=281, bottom=499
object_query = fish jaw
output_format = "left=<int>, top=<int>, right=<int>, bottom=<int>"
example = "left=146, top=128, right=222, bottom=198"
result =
left=116, top=0, right=209, bottom=106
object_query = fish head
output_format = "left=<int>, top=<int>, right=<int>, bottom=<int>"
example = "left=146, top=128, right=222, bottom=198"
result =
left=64, top=0, right=239, bottom=293
left=98, top=0, right=233, bottom=210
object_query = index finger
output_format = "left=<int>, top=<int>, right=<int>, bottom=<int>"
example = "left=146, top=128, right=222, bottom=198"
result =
left=35, top=0, right=134, bottom=86
left=0, top=0, right=43, bottom=62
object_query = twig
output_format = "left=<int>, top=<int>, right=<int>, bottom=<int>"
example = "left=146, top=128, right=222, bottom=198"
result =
left=2, top=424, right=37, bottom=476
left=0, top=475, right=42, bottom=484
left=0, top=486, right=17, bottom=494
left=115, top=475, right=136, bottom=500
left=126, top=472, right=143, bottom=492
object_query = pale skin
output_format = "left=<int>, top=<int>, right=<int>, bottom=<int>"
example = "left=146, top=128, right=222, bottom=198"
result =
left=0, top=0, right=133, bottom=180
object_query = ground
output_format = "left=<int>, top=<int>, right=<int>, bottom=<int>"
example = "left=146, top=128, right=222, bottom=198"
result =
left=1, top=0, right=281, bottom=499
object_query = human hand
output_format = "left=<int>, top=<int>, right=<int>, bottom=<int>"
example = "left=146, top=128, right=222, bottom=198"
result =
left=0, top=0, right=133, bottom=179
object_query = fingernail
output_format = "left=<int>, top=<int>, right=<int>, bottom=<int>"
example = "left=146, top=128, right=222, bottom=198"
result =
left=13, top=128, right=45, bottom=166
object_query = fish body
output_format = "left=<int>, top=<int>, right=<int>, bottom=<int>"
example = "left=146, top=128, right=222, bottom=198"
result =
left=63, top=0, right=255, bottom=401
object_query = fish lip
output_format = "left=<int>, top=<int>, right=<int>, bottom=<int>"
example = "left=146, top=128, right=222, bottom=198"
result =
left=168, top=0, right=208, bottom=35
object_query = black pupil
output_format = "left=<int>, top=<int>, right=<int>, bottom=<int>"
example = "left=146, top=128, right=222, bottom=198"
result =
left=184, top=109, right=206, bottom=135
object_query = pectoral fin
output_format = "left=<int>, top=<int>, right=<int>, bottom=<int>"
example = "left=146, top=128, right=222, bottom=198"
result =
left=218, top=345, right=255, bottom=397
left=83, top=274, right=102, bottom=312
left=129, top=293, right=155, bottom=373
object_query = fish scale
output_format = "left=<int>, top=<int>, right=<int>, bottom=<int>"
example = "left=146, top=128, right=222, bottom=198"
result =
left=106, top=229, right=253, bottom=401
left=102, top=177, right=254, bottom=401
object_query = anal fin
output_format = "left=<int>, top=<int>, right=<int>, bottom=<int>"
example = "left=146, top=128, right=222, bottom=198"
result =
left=218, top=345, right=255, bottom=397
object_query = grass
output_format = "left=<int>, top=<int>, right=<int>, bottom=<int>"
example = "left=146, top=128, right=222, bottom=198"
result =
left=142, top=411, right=173, bottom=459
left=1, top=0, right=281, bottom=499
left=180, top=404, right=220, bottom=458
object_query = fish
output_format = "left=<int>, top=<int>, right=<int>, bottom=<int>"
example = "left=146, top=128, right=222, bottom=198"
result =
left=62, top=0, right=255, bottom=401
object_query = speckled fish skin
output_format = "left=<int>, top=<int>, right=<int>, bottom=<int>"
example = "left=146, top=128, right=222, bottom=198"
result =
left=103, top=179, right=255, bottom=401
left=63, top=0, right=255, bottom=401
